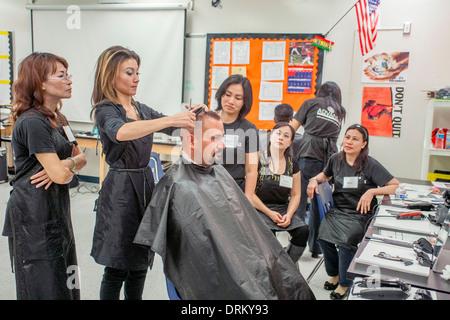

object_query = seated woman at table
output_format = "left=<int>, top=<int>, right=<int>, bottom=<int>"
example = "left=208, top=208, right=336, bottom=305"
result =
left=252, top=122, right=309, bottom=264
left=306, top=124, right=399, bottom=300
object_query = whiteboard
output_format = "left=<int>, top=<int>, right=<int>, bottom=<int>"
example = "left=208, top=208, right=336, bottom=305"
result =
left=31, top=7, right=185, bottom=123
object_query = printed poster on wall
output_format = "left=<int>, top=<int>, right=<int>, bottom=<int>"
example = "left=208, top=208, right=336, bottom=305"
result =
left=288, top=42, right=315, bottom=67
left=362, top=52, right=409, bottom=83
left=361, top=86, right=404, bottom=138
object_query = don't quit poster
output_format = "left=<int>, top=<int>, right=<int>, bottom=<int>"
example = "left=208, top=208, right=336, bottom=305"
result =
left=361, top=86, right=404, bottom=138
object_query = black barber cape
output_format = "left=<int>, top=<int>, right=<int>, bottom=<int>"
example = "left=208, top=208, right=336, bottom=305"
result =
left=134, top=158, right=314, bottom=300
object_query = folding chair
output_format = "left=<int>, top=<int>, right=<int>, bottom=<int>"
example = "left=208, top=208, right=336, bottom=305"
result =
left=306, top=182, right=333, bottom=283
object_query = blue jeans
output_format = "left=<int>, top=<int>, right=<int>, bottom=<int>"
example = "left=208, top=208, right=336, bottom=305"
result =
left=318, top=239, right=356, bottom=287
left=298, top=157, right=325, bottom=255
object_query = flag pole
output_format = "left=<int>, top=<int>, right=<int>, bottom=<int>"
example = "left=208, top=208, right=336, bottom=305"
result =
left=324, top=1, right=360, bottom=37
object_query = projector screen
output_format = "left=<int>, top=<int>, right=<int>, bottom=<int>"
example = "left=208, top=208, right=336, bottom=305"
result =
left=30, top=6, right=186, bottom=123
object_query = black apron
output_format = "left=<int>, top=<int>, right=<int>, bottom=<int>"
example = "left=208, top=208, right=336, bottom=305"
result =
left=318, top=207, right=371, bottom=252
left=300, top=132, right=337, bottom=165
left=91, top=119, right=155, bottom=271
left=3, top=127, right=79, bottom=300
left=318, top=165, right=374, bottom=252
left=255, top=154, right=305, bottom=231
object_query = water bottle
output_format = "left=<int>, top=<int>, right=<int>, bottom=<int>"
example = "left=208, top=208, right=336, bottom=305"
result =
left=395, top=184, right=406, bottom=200
left=435, top=128, right=445, bottom=149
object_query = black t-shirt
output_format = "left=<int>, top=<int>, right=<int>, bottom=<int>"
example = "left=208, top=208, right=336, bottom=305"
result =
left=12, top=111, right=59, bottom=174
left=220, top=117, right=259, bottom=181
left=294, top=97, right=342, bottom=160
left=95, top=100, right=175, bottom=165
left=323, top=153, right=394, bottom=214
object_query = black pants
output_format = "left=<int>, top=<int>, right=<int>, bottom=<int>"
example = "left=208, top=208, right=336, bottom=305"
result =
left=273, top=225, right=309, bottom=247
left=318, top=240, right=356, bottom=287
left=298, top=157, right=325, bottom=255
left=100, top=267, right=147, bottom=300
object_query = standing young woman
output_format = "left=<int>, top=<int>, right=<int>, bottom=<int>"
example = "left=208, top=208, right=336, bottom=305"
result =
left=90, top=46, right=195, bottom=300
left=2, top=52, right=87, bottom=299
left=290, top=81, right=346, bottom=258
left=307, top=124, right=399, bottom=299
left=252, top=123, right=309, bottom=264
left=215, top=74, right=259, bottom=200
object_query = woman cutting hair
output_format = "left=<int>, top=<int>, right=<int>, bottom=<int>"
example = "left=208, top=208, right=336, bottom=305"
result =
left=90, top=45, right=196, bottom=300
left=307, top=124, right=399, bottom=299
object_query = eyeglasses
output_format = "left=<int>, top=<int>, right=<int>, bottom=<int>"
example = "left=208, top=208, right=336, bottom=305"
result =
left=47, top=74, right=73, bottom=83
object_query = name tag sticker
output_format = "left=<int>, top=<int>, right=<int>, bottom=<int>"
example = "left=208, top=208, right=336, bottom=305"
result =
left=279, top=175, right=293, bottom=188
left=343, top=176, right=358, bottom=188
left=62, top=125, right=76, bottom=143
left=223, top=134, right=239, bottom=148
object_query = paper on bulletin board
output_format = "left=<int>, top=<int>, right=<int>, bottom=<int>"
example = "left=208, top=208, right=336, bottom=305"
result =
left=210, top=89, right=218, bottom=110
left=0, top=33, right=9, bottom=56
left=259, top=81, right=283, bottom=101
left=213, top=41, right=231, bottom=65
left=259, top=102, right=280, bottom=121
left=0, top=58, right=10, bottom=79
left=232, top=41, right=250, bottom=65
left=0, top=82, right=11, bottom=105
left=211, top=66, right=229, bottom=89
left=231, top=66, right=246, bottom=77
left=262, top=41, right=286, bottom=60
left=261, top=61, right=284, bottom=81
left=362, top=52, right=409, bottom=83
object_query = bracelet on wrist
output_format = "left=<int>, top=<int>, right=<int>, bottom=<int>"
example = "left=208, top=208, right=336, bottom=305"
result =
left=309, top=177, right=318, bottom=182
left=67, top=157, right=77, bottom=172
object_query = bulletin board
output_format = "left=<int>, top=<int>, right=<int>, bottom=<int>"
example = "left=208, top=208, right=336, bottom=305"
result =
left=205, top=33, right=324, bottom=130
left=0, top=31, right=13, bottom=106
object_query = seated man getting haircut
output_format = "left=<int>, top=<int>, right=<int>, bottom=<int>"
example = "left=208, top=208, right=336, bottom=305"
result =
left=134, top=110, right=314, bottom=300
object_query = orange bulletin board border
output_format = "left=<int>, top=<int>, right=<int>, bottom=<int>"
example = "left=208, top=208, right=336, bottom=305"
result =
left=205, top=33, right=324, bottom=130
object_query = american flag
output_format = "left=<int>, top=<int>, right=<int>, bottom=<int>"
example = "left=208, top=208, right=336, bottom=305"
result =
left=355, top=0, right=380, bottom=55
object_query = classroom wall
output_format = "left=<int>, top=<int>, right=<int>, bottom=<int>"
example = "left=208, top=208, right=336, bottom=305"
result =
left=1, top=0, right=450, bottom=180
left=185, top=0, right=450, bottom=180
